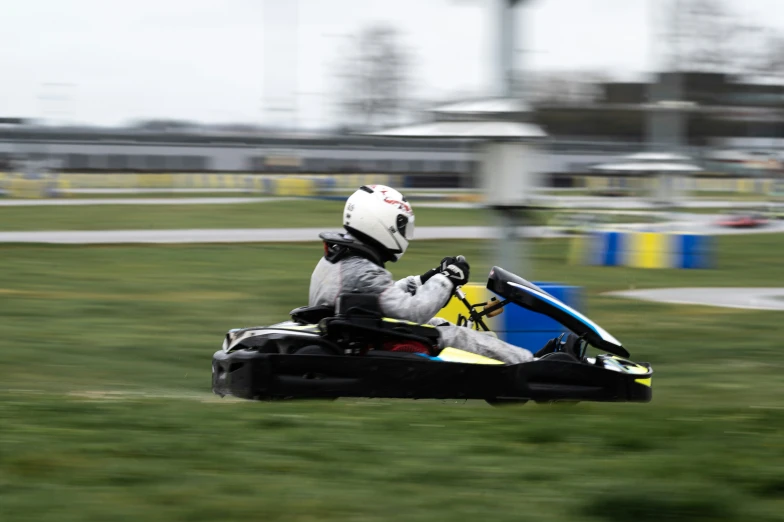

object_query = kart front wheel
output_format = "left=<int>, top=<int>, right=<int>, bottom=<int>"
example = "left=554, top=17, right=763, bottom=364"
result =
left=295, top=345, right=337, bottom=356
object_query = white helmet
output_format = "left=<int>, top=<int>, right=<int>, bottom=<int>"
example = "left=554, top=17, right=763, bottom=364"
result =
left=343, top=185, right=415, bottom=262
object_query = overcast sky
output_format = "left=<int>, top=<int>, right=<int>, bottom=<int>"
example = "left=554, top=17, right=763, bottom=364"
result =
left=2, top=0, right=783, bottom=127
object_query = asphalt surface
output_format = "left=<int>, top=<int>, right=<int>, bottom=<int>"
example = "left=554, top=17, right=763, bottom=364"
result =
left=66, top=188, right=249, bottom=194
left=0, top=194, right=773, bottom=209
left=535, top=195, right=771, bottom=210
left=1, top=194, right=782, bottom=243
left=1, top=217, right=782, bottom=244
left=0, top=197, right=284, bottom=206
left=0, top=226, right=569, bottom=244
left=610, top=212, right=784, bottom=235
left=606, top=287, right=784, bottom=311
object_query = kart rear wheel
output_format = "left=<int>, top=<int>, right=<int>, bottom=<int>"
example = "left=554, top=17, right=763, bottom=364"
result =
left=485, top=398, right=529, bottom=407
left=535, top=400, right=579, bottom=406
left=292, top=345, right=338, bottom=401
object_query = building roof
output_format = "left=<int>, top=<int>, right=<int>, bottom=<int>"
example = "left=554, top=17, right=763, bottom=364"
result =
left=592, top=161, right=702, bottom=173
left=429, top=98, right=532, bottom=116
left=368, top=121, right=547, bottom=139
left=625, top=152, right=693, bottom=162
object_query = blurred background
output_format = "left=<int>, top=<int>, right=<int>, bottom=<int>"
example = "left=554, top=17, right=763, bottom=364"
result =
left=1, top=1, right=783, bottom=521
left=2, top=0, right=784, bottom=190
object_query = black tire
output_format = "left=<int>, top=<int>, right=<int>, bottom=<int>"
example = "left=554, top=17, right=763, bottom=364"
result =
left=294, top=345, right=336, bottom=356
left=485, top=398, right=529, bottom=407
left=291, top=345, right=338, bottom=401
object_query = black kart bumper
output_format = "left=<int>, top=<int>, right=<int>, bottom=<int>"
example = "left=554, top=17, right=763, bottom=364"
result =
left=212, top=350, right=652, bottom=403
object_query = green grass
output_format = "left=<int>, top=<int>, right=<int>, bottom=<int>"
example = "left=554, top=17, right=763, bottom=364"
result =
left=0, top=199, right=489, bottom=231
left=1, top=235, right=783, bottom=521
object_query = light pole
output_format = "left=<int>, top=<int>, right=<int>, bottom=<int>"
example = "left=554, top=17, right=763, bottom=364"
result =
left=262, top=0, right=299, bottom=130
left=322, top=33, right=359, bottom=129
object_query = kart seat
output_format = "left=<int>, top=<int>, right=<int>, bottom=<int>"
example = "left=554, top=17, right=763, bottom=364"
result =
left=336, top=293, right=382, bottom=318
left=290, top=305, right=335, bottom=325
left=320, top=293, right=440, bottom=355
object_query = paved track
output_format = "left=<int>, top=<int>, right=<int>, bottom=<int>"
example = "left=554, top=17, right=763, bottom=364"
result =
left=423, top=196, right=776, bottom=210
left=606, top=287, right=784, bottom=311
left=535, top=195, right=771, bottom=210
left=1, top=216, right=782, bottom=244
left=0, top=197, right=285, bottom=206
left=66, top=188, right=249, bottom=194
left=0, top=226, right=570, bottom=244
left=610, top=212, right=784, bottom=235
left=0, top=194, right=774, bottom=209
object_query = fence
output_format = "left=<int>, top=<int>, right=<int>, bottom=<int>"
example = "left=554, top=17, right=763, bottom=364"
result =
left=0, top=173, right=404, bottom=198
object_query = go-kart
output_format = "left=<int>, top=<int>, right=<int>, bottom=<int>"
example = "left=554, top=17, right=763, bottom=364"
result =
left=716, top=211, right=769, bottom=228
left=212, top=267, right=652, bottom=405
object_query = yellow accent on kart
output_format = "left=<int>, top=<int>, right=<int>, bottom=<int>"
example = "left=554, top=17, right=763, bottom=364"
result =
left=634, top=378, right=652, bottom=387
left=280, top=324, right=322, bottom=332
left=610, top=356, right=650, bottom=374
left=382, top=318, right=435, bottom=328
left=438, top=347, right=504, bottom=365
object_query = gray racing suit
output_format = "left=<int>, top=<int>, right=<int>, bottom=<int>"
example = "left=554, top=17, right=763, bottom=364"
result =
left=309, top=252, right=533, bottom=365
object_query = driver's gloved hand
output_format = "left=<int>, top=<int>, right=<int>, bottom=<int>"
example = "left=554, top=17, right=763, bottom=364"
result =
left=420, top=256, right=459, bottom=284
left=440, top=256, right=470, bottom=287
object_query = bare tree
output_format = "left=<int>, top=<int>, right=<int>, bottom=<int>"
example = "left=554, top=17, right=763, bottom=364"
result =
left=755, top=31, right=784, bottom=80
left=525, top=71, right=608, bottom=106
left=335, top=25, right=412, bottom=129
left=665, top=0, right=762, bottom=74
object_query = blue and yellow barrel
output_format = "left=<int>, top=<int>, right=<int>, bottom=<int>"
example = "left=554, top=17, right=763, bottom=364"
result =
left=573, top=230, right=715, bottom=269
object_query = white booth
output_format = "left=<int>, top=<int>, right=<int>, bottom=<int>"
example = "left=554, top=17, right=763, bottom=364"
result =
left=370, top=101, right=548, bottom=275
left=592, top=153, right=702, bottom=205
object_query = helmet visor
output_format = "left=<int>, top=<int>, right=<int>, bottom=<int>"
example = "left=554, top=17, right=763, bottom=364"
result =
left=397, top=213, right=414, bottom=240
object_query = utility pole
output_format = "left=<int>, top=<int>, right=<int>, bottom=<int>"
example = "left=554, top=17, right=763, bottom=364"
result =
left=262, top=0, right=299, bottom=130
left=492, top=0, right=535, bottom=276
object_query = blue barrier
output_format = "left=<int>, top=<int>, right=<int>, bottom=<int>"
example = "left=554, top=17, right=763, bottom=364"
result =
left=500, top=282, right=584, bottom=352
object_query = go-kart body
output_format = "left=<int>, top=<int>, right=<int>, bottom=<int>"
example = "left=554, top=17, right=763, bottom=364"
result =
left=212, top=267, right=652, bottom=404
left=716, top=212, right=769, bottom=228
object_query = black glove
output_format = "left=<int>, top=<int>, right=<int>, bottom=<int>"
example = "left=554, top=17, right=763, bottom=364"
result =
left=420, top=256, right=459, bottom=284
left=440, top=255, right=470, bottom=287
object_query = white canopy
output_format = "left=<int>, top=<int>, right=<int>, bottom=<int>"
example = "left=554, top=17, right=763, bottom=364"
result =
left=592, top=162, right=703, bottom=173
left=429, top=98, right=532, bottom=116
left=624, top=152, right=693, bottom=162
left=367, top=121, right=546, bottom=139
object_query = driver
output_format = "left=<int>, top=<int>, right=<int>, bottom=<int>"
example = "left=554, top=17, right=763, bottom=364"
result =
left=309, top=185, right=533, bottom=365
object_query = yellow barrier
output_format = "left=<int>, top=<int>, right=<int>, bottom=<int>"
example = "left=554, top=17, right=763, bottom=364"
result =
left=578, top=175, right=778, bottom=195
left=568, top=235, right=586, bottom=266
left=9, top=178, right=40, bottom=198
left=1, top=174, right=70, bottom=198
left=274, top=177, right=315, bottom=196
left=625, top=232, right=670, bottom=269
left=585, top=176, right=609, bottom=190
left=3, top=172, right=407, bottom=195
left=436, top=283, right=500, bottom=330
